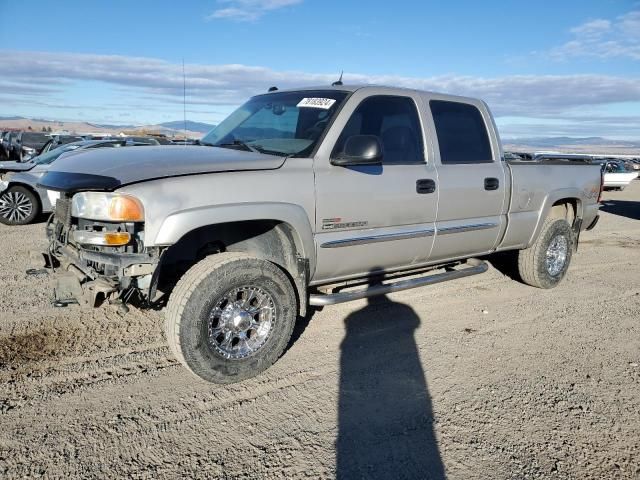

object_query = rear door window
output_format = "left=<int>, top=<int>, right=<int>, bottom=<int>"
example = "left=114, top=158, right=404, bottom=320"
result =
left=430, top=100, right=493, bottom=164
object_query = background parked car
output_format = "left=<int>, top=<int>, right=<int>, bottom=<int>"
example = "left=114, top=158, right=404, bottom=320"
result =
left=4, top=132, right=18, bottom=160
left=39, top=135, right=84, bottom=155
left=0, top=139, right=145, bottom=225
left=624, top=159, right=640, bottom=171
left=592, top=159, right=639, bottom=191
left=0, top=131, right=10, bottom=159
left=11, top=131, right=50, bottom=162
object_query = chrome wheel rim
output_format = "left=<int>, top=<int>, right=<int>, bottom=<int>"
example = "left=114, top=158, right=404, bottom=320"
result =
left=546, top=235, right=568, bottom=277
left=207, top=286, right=276, bottom=359
left=0, top=191, right=33, bottom=222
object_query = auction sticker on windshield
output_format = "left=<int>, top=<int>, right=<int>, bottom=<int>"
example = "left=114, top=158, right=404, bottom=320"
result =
left=297, top=98, right=336, bottom=109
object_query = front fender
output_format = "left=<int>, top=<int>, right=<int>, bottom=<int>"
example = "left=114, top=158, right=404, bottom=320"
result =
left=154, top=202, right=316, bottom=273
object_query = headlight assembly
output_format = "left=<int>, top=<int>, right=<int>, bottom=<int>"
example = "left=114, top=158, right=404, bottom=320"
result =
left=71, top=192, right=144, bottom=222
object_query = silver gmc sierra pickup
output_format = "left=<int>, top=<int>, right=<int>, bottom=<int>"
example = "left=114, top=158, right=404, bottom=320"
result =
left=38, top=85, right=602, bottom=383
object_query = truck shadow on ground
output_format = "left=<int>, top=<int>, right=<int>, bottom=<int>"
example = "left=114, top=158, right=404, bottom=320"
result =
left=335, top=287, right=446, bottom=480
left=482, top=251, right=521, bottom=283
left=599, top=200, right=640, bottom=221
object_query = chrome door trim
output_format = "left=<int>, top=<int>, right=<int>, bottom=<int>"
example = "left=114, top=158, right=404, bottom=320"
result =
left=320, top=228, right=435, bottom=248
left=436, top=222, right=498, bottom=235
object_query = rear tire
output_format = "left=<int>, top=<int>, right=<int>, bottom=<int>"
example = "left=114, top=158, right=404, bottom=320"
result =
left=165, top=252, right=297, bottom=384
left=518, top=217, right=573, bottom=289
left=0, top=185, right=40, bottom=225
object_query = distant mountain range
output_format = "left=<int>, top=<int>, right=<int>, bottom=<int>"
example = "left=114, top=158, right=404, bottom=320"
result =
left=155, top=121, right=216, bottom=134
left=0, top=116, right=637, bottom=154
left=503, top=136, right=639, bottom=155
left=0, top=116, right=216, bottom=138
left=504, top=136, right=640, bottom=148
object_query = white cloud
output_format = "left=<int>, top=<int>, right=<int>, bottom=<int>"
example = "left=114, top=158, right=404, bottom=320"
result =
left=206, top=0, right=302, bottom=21
left=551, top=10, right=640, bottom=60
left=2, top=50, right=640, bottom=136
left=569, top=19, right=611, bottom=37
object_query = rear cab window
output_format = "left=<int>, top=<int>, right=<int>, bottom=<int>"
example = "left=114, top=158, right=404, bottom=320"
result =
left=430, top=100, right=493, bottom=164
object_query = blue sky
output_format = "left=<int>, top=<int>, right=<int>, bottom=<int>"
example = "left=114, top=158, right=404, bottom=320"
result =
left=1, top=0, right=639, bottom=138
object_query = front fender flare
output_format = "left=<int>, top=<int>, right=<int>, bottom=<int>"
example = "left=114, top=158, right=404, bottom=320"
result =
left=153, top=202, right=316, bottom=274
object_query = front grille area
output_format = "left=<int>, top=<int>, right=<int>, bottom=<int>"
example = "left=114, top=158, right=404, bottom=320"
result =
left=55, top=195, right=72, bottom=227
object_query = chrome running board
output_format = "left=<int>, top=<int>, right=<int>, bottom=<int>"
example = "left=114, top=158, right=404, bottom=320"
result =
left=309, top=259, right=488, bottom=306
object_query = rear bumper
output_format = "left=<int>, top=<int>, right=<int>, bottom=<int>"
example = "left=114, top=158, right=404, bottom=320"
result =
left=586, top=214, right=599, bottom=231
left=582, top=204, right=600, bottom=232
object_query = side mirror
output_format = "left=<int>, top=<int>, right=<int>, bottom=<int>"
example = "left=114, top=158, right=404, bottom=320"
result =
left=331, top=135, right=383, bottom=166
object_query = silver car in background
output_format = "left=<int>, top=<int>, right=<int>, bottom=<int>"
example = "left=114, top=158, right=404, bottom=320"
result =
left=0, top=139, right=152, bottom=225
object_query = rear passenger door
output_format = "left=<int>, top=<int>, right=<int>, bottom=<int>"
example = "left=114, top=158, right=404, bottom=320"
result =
left=428, top=99, right=507, bottom=261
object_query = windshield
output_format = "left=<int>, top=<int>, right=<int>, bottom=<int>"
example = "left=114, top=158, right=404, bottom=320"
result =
left=201, top=90, right=349, bottom=157
left=604, top=162, right=626, bottom=173
left=21, top=132, right=49, bottom=144
left=32, top=143, right=82, bottom=165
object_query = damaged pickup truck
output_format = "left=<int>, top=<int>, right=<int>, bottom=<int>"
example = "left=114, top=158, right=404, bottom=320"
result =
left=38, top=85, right=602, bottom=383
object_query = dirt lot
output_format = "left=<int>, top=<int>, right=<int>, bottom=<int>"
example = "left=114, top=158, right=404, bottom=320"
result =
left=0, top=183, right=638, bottom=479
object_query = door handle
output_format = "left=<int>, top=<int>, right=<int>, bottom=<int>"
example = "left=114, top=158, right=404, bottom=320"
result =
left=416, top=179, right=436, bottom=194
left=484, top=177, right=499, bottom=191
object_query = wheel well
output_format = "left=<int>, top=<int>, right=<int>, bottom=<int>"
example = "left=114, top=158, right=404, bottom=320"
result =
left=550, top=198, right=579, bottom=227
left=157, top=220, right=307, bottom=315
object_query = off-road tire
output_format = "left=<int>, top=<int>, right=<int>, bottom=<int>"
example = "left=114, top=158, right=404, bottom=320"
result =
left=0, top=185, right=40, bottom=225
left=517, top=217, right=573, bottom=289
left=165, top=252, right=297, bottom=384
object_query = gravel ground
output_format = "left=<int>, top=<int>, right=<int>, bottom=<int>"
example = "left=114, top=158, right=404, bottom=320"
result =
left=0, top=182, right=638, bottom=479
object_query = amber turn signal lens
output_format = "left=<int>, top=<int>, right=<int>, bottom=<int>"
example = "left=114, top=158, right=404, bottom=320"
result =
left=103, top=232, right=132, bottom=246
left=109, top=196, right=144, bottom=222
left=72, top=230, right=131, bottom=246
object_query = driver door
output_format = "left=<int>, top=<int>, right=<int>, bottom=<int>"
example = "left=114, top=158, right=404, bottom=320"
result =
left=312, top=91, right=438, bottom=284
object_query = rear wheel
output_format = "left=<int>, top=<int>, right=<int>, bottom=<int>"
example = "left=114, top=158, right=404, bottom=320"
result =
left=165, top=252, right=297, bottom=384
left=0, top=185, right=40, bottom=225
left=517, top=217, right=573, bottom=289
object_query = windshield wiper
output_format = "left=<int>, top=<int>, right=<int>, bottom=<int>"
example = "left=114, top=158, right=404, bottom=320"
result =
left=216, top=140, right=261, bottom=153
left=207, top=139, right=287, bottom=157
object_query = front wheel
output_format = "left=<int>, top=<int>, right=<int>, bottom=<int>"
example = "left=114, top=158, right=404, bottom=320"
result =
left=0, top=185, right=40, bottom=225
left=517, top=217, right=574, bottom=289
left=165, top=253, right=297, bottom=384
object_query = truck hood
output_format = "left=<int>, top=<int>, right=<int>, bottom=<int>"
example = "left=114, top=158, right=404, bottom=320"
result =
left=0, top=160, right=36, bottom=174
left=38, top=145, right=286, bottom=193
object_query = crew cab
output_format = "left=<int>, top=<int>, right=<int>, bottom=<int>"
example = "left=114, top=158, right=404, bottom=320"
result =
left=37, top=85, right=602, bottom=383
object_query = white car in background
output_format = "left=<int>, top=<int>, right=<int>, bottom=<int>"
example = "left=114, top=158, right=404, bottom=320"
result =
left=601, top=161, right=639, bottom=191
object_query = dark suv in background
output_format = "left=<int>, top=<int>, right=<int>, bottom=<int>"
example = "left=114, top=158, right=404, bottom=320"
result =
left=11, top=132, right=50, bottom=161
left=1, top=131, right=14, bottom=160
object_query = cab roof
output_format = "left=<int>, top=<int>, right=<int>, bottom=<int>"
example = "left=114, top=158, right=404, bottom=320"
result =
left=259, top=84, right=483, bottom=105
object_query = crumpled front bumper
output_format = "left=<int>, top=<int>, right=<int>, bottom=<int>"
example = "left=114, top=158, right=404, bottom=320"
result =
left=47, top=240, right=159, bottom=308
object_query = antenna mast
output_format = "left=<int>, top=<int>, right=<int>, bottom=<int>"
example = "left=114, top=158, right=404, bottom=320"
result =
left=332, top=70, right=344, bottom=86
left=182, top=59, right=187, bottom=145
